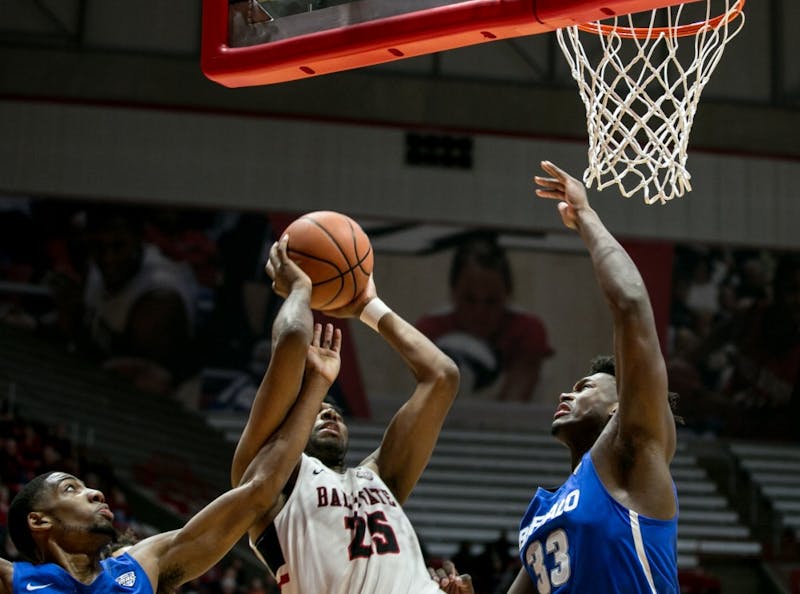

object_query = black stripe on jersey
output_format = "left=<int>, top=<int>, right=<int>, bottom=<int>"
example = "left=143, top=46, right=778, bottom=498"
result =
left=254, top=523, right=285, bottom=576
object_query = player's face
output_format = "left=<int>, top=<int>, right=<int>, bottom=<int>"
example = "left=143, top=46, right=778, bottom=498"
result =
left=551, top=373, right=617, bottom=439
left=38, top=473, right=116, bottom=542
left=451, top=263, right=507, bottom=340
left=306, top=403, right=349, bottom=463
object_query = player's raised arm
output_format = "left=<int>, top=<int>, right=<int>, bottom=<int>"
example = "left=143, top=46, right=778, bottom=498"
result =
left=129, top=365, right=332, bottom=594
left=534, top=160, right=674, bottom=459
left=230, top=234, right=313, bottom=488
left=327, top=276, right=460, bottom=503
left=246, top=321, right=342, bottom=542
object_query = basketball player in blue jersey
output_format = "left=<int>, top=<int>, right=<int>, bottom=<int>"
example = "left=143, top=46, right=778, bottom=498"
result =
left=0, top=252, right=344, bottom=594
left=434, top=160, right=679, bottom=594
left=232, top=235, right=460, bottom=593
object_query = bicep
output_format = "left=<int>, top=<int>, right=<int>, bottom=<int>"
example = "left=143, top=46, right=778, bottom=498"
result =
left=155, top=484, right=266, bottom=586
left=613, top=308, right=674, bottom=454
left=375, top=375, right=458, bottom=502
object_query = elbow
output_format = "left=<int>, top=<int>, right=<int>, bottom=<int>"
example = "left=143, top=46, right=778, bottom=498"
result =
left=274, top=319, right=313, bottom=348
left=431, top=355, right=461, bottom=401
left=241, top=475, right=277, bottom=515
left=241, top=461, right=287, bottom=514
left=610, top=279, right=651, bottom=316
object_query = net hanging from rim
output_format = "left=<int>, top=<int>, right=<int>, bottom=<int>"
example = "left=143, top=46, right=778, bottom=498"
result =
left=556, top=0, right=746, bottom=205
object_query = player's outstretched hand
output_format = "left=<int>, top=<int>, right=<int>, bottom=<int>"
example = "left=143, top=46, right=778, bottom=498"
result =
left=265, top=234, right=312, bottom=298
left=305, top=322, right=342, bottom=386
left=533, top=160, right=591, bottom=230
left=324, top=274, right=378, bottom=319
left=429, top=561, right=475, bottom=594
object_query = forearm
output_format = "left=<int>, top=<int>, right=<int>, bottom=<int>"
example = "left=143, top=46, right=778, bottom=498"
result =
left=575, top=209, right=649, bottom=313
left=376, top=311, right=458, bottom=384
left=272, top=282, right=313, bottom=344
left=231, top=283, right=313, bottom=486
left=241, top=378, right=328, bottom=488
left=173, top=383, right=327, bottom=581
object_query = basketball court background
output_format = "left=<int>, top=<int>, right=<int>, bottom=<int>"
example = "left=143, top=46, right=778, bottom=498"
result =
left=0, top=6, right=799, bottom=593
left=0, top=2, right=798, bottom=423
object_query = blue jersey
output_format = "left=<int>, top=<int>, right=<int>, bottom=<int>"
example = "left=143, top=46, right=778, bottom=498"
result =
left=12, top=554, right=153, bottom=594
left=518, top=452, right=678, bottom=594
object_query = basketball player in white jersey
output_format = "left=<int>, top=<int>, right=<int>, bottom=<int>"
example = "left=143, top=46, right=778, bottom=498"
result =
left=231, top=235, right=460, bottom=593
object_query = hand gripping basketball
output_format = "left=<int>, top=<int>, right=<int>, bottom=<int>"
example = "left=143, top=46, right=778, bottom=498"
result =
left=283, top=211, right=374, bottom=311
left=265, top=234, right=313, bottom=298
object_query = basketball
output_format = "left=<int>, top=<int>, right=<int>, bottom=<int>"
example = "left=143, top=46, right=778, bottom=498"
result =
left=283, top=210, right=373, bottom=311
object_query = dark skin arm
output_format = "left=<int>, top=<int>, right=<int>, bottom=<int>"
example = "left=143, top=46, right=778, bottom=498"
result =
left=230, top=234, right=314, bottom=489
left=535, top=160, right=676, bottom=519
left=126, top=370, right=332, bottom=594
left=245, top=321, right=342, bottom=542
left=0, top=376, right=330, bottom=594
left=326, top=277, right=460, bottom=504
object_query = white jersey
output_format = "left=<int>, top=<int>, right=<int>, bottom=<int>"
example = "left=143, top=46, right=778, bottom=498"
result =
left=253, top=453, right=440, bottom=594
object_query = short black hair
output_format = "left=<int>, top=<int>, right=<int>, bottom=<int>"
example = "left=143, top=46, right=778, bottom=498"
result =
left=8, top=472, right=57, bottom=561
left=449, top=234, right=512, bottom=293
left=588, top=355, right=683, bottom=425
left=589, top=355, right=615, bottom=377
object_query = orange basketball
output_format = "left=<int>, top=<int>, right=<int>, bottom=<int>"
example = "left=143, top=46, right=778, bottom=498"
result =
left=283, top=211, right=373, bottom=311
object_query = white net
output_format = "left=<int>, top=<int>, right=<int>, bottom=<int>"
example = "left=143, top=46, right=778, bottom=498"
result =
left=556, top=0, right=745, bottom=204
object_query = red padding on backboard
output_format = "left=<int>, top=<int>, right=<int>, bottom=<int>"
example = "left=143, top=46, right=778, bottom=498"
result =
left=202, top=0, right=694, bottom=87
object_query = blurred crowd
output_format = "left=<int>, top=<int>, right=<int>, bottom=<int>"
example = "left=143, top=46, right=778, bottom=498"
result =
left=667, top=246, right=800, bottom=441
left=1, top=197, right=798, bottom=442
left=0, top=198, right=283, bottom=409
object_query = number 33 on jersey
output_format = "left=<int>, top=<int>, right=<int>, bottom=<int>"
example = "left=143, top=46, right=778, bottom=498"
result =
left=518, top=453, right=679, bottom=593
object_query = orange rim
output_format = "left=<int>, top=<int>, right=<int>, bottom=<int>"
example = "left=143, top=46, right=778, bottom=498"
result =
left=576, top=0, right=745, bottom=39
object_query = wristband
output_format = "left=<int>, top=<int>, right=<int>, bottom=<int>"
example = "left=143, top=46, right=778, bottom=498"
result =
left=359, top=297, right=392, bottom=332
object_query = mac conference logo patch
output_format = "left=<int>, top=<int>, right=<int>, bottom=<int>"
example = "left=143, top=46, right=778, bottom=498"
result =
left=115, top=572, right=136, bottom=587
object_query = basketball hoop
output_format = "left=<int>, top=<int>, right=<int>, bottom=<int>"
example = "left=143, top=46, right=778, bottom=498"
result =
left=557, top=0, right=746, bottom=204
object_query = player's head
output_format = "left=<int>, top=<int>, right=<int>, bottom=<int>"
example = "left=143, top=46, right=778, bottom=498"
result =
left=305, top=397, right=349, bottom=470
left=449, top=234, right=512, bottom=340
left=550, top=356, right=619, bottom=446
left=551, top=356, right=682, bottom=447
left=9, top=471, right=116, bottom=562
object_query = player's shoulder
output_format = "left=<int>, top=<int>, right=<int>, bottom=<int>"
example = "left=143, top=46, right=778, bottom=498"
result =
left=125, top=530, right=177, bottom=565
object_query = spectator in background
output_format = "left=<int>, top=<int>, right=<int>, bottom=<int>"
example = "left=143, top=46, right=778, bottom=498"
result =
left=668, top=248, right=800, bottom=441
left=718, top=254, right=800, bottom=439
left=48, top=203, right=198, bottom=395
left=416, top=234, right=553, bottom=402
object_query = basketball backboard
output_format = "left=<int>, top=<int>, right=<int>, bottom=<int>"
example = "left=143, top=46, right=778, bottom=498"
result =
left=201, top=0, right=694, bottom=87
